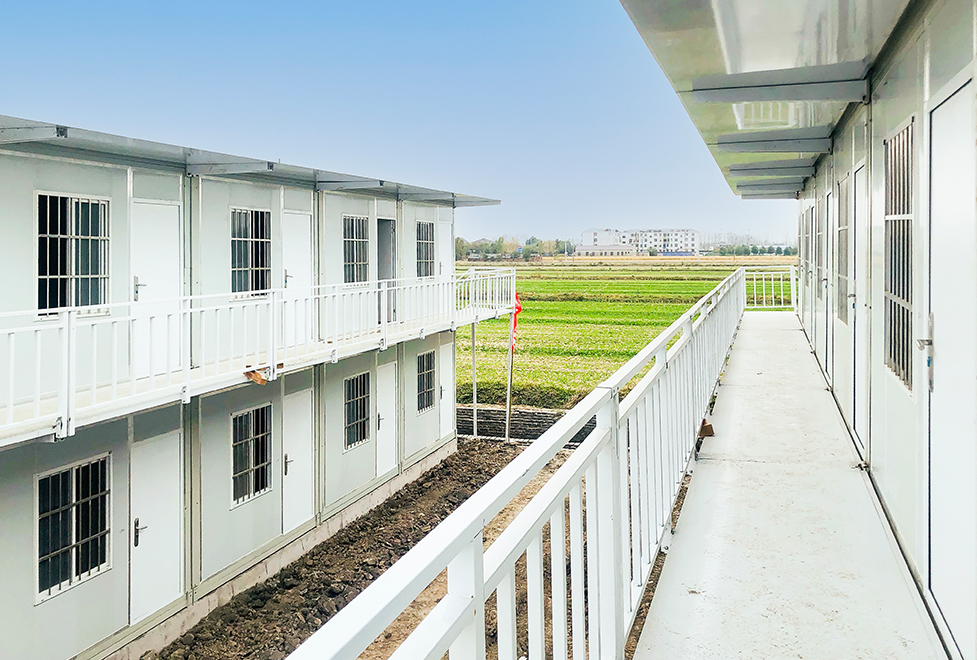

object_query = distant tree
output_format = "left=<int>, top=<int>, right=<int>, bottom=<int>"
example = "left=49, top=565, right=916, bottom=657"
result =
left=734, top=245, right=750, bottom=256
left=502, top=236, right=519, bottom=256
left=775, top=246, right=784, bottom=255
left=648, top=247, right=658, bottom=256
left=456, top=237, right=471, bottom=261
left=750, top=245, right=759, bottom=255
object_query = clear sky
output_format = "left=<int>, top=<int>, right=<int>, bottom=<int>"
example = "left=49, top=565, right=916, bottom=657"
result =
left=4, top=0, right=796, bottom=244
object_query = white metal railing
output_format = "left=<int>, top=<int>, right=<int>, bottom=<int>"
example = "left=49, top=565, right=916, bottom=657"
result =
left=744, top=265, right=796, bottom=310
left=290, top=268, right=746, bottom=660
left=0, top=268, right=515, bottom=443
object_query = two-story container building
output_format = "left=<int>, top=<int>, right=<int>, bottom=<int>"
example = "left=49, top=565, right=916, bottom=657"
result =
left=0, top=115, right=514, bottom=660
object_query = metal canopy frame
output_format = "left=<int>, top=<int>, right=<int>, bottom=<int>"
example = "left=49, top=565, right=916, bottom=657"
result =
left=692, top=60, right=870, bottom=103
left=0, top=114, right=499, bottom=208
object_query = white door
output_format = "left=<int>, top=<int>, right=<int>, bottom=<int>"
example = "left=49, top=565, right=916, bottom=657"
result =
left=438, top=220, right=453, bottom=278
left=929, top=81, right=977, bottom=660
left=282, top=212, right=314, bottom=349
left=439, top=342, right=455, bottom=439
left=130, top=430, right=183, bottom=624
left=852, top=166, right=869, bottom=449
left=376, top=362, right=398, bottom=476
left=131, top=202, right=182, bottom=378
left=282, top=389, right=315, bottom=534
left=833, top=176, right=854, bottom=427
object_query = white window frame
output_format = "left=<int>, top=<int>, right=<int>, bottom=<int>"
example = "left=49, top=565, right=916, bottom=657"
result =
left=230, top=207, right=273, bottom=296
left=34, top=191, right=111, bottom=316
left=343, top=372, right=371, bottom=450
left=230, top=403, right=274, bottom=507
left=343, top=214, right=370, bottom=284
left=34, top=453, right=113, bottom=604
left=417, top=350, right=436, bottom=413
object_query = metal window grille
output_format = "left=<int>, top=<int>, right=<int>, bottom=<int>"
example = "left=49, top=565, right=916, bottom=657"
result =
left=231, top=405, right=273, bottom=503
left=417, top=351, right=436, bottom=412
left=837, top=177, right=850, bottom=324
left=38, top=194, right=109, bottom=311
left=344, top=372, right=370, bottom=449
left=884, top=121, right=914, bottom=389
left=416, top=222, right=435, bottom=277
left=231, top=209, right=272, bottom=294
left=343, top=215, right=369, bottom=283
left=37, top=456, right=110, bottom=596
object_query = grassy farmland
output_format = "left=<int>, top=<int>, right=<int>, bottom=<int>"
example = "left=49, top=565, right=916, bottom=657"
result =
left=455, top=260, right=743, bottom=409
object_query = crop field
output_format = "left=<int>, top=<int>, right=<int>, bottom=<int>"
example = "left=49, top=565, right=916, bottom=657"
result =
left=455, top=260, right=751, bottom=409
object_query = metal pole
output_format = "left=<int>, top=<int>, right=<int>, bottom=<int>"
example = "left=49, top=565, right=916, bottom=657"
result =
left=504, top=310, right=515, bottom=442
left=471, top=322, right=478, bottom=438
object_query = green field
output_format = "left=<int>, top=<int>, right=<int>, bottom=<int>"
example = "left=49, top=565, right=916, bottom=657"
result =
left=455, top=263, right=737, bottom=409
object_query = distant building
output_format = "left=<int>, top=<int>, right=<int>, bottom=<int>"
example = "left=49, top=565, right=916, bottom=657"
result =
left=581, top=227, right=700, bottom=255
left=578, top=244, right=638, bottom=257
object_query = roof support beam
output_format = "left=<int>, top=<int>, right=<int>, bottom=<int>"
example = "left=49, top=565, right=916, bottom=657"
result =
left=715, top=126, right=832, bottom=154
left=692, top=60, right=870, bottom=103
left=741, top=192, right=800, bottom=200
left=186, top=161, right=275, bottom=176
left=736, top=182, right=805, bottom=194
left=0, top=125, right=68, bottom=145
left=728, top=166, right=815, bottom=178
left=316, top=179, right=382, bottom=191
left=736, top=179, right=805, bottom=191
left=398, top=192, right=455, bottom=203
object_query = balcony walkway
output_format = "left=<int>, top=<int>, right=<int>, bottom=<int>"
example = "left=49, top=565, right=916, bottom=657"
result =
left=633, top=311, right=945, bottom=659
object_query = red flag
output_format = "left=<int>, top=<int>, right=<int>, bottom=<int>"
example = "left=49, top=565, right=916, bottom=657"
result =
left=511, top=294, right=523, bottom=349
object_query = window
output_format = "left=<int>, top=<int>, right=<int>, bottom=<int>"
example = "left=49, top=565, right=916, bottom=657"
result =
left=417, top=221, right=435, bottom=277
left=343, top=215, right=369, bottom=283
left=417, top=351, right=436, bottom=412
left=38, top=194, right=109, bottom=311
left=37, top=456, right=110, bottom=597
left=344, top=373, right=370, bottom=448
left=884, top=121, right=914, bottom=389
left=815, top=202, right=824, bottom=300
left=232, top=405, right=272, bottom=503
left=231, top=209, right=272, bottom=294
left=836, top=177, right=850, bottom=324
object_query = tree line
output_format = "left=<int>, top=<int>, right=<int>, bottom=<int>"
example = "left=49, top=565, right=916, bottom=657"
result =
left=456, top=236, right=576, bottom=261
left=712, top=245, right=796, bottom=256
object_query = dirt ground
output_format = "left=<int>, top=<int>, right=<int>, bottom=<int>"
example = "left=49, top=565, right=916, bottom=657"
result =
left=151, top=437, right=533, bottom=660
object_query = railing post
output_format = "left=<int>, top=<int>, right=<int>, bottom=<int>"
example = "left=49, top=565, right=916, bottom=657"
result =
left=447, top=530, right=486, bottom=660
left=594, top=389, right=624, bottom=659
left=58, top=309, right=77, bottom=438
left=380, top=281, right=388, bottom=349
left=268, top=291, right=278, bottom=381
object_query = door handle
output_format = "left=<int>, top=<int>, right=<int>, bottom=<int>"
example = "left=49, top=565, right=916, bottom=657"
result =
left=284, top=453, right=293, bottom=476
left=284, top=268, right=292, bottom=287
left=133, top=517, right=148, bottom=547
left=133, top=276, right=148, bottom=301
left=916, top=338, right=933, bottom=350
left=377, top=414, right=383, bottom=430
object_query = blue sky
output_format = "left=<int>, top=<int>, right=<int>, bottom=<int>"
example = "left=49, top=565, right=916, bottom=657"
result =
left=3, top=0, right=795, bottom=244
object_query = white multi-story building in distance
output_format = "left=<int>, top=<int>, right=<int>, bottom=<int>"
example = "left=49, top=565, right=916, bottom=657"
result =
left=581, top=228, right=700, bottom=255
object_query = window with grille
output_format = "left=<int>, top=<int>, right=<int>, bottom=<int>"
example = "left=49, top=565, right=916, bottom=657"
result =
left=232, top=405, right=272, bottom=503
left=231, top=209, right=272, bottom=294
left=37, top=456, right=110, bottom=597
left=884, top=121, right=914, bottom=389
left=417, top=222, right=435, bottom=277
left=837, top=177, right=850, bottom=324
left=38, top=195, right=109, bottom=311
left=417, top=351, right=436, bottom=412
left=343, top=215, right=369, bottom=283
left=344, top=372, right=370, bottom=449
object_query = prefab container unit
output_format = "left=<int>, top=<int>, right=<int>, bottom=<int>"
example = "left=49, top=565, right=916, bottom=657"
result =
left=0, top=117, right=509, bottom=660
left=621, top=0, right=977, bottom=656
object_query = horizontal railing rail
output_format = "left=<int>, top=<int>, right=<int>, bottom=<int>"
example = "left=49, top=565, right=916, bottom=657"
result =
left=744, top=265, right=796, bottom=310
left=290, top=267, right=746, bottom=660
left=0, top=268, right=515, bottom=443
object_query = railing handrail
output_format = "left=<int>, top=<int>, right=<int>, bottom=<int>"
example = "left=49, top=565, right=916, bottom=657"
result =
left=290, top=267, right=747, bottom=660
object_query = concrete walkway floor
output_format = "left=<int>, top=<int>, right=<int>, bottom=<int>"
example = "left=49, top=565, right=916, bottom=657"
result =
left=633, top=311, right=946, bottom=660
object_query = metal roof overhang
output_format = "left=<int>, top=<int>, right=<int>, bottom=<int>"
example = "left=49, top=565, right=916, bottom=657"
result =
left=618, top=0, right=913, bottom=198
left=0, top=115, right=498, bottom=208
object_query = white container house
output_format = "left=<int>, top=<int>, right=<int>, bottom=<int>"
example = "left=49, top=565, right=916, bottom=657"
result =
left=0, top=116, right=514, bottom=660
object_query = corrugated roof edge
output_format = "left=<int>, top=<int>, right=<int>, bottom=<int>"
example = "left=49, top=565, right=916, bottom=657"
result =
left=0, top=114, right=500, bottom=208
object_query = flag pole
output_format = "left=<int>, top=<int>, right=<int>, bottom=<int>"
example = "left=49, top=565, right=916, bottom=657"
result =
left=471, top=322, right=478, bottom=438
left=504, top=309, right=515, bottom=442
